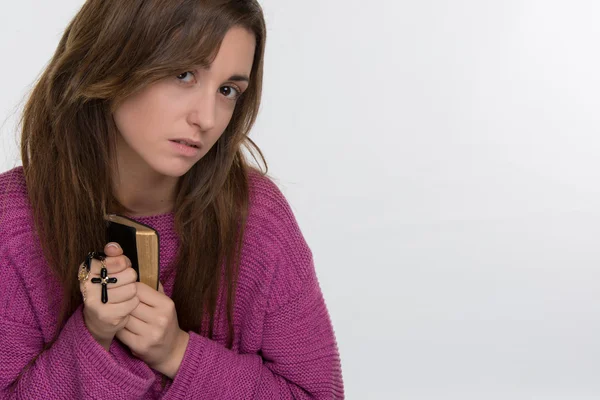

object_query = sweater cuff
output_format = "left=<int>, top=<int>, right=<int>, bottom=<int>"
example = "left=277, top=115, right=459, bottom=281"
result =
left=163, top=331, right=206, bottom=399
left=69, top=305, right=155, bottom=396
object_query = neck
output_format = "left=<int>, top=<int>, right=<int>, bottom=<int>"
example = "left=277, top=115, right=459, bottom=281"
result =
left=112, top=140, right=178, bottom=218
left=113, top=177, right=176, bottom=217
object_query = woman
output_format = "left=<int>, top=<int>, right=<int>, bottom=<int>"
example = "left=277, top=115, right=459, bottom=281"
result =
left=0, top=0, right=344, bottom=398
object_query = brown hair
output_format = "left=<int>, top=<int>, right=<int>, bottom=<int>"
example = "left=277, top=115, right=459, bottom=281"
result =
left=17, top=0, right=268, bottom=374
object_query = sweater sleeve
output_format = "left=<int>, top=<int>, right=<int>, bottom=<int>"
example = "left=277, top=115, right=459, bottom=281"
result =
left=0, top=256, right=156, bottom=399
left=163, top=273, right=344, bottom=399
left=162, top=175, right=344, bottom=399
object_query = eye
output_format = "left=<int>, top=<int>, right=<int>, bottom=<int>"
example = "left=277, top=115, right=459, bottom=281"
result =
left=220, top=85, right=242, bottom=101
left=176, top=71, right=196, bottom=84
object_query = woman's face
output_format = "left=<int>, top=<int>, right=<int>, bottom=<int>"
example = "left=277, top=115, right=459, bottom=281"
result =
left=112, top=26, right=256, bottom=178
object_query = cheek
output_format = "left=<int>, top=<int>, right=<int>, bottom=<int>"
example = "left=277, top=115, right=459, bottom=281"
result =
left=219, top=104, right=238, bottom=131
left=207, top=110, right=235, bottom=143
left=113, top=112, right=131, bottom=145
left=114, top=81, right=176, bottom=131
left=114, top=97, right=144, bottom=139
left=114, top=98, right=165, bottom=142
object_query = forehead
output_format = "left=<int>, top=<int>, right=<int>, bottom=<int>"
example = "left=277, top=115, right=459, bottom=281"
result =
left=204, top=26, right=256, bottom=76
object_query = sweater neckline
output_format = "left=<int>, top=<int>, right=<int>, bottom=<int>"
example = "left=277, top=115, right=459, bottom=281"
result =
left=123, top=211, right=175, bottom=225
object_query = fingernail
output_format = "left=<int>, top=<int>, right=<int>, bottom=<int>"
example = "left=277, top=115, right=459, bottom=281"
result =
left=107, top=242, right=120, bottom=250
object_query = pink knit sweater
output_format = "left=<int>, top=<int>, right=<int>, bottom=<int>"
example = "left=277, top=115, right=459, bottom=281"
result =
left=0, top=166, right=344, bottom=399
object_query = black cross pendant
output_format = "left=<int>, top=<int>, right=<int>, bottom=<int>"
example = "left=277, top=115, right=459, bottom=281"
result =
left=91, top=267, right=118, bottom=304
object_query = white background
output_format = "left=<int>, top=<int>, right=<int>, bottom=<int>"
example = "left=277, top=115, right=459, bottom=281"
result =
left=2, top=1, right=600, bottom=398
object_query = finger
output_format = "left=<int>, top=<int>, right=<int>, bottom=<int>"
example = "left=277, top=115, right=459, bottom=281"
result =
left=135, top=282, right=162, bottom=306
left=115, top=327, right=140, bottom=349
left=103, top=267, right=137, bottom=289
left=86, top=293, right=139, bottom=316
left=130, top=301, right=155, bottom=322
left=89, top=254, right=131, bottom=276
left=106, top=283, right=138, bottom=304
left=123, top=314, right=147, bottom=335
left=114, top=295, right=141, bottom=317
left=81, top=279, right=131, bottom=305
left=158, top=282, right=164, bottom=293
left=103, top=254, right=132, bottom=275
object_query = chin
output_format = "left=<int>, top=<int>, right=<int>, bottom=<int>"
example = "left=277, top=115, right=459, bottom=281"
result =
left=149, top=160, right=197, bottom=178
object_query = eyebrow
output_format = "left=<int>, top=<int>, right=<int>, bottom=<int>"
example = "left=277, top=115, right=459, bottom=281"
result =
left=229, top=74, right=250, bottom=83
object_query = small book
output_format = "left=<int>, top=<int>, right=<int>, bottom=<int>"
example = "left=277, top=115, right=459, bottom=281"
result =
left=104, top=214, right=160, bottom=290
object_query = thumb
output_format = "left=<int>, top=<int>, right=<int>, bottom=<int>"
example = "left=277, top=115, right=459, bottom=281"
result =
left=104, top=242, right=123, bottom=257
left=158, top=282, right=164, bottom=293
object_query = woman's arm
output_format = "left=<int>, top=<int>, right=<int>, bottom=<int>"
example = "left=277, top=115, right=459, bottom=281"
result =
left=162, top=273, right=344, bottom=399
left=160, top=175, right=346, bottom=399
left=0, top=260, right=155, bottom=399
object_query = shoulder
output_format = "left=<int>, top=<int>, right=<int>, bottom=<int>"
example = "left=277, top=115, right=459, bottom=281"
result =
left=246, top=168, right=299, bottom=230
left=0, top=167, right=53, bottom=330
left=245, top=168, right=317, bottom=311
left=0, top=166, right=36, bottom=251
left=0, top=165, right=27, bottom=197
left=246, top=167, right=306, bottom=249
left=0, top=166, right=31, bottom=231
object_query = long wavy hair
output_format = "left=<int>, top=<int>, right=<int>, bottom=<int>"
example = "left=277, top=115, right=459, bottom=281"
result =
left=19, top=0, right=268, bottom=359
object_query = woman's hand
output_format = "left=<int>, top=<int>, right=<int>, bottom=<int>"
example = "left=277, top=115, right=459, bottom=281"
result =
left=115, top=282, right=190, bottom=379
left=81, top=242, right=139, bottom=351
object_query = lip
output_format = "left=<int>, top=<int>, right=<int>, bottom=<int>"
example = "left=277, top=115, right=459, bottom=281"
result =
left=169, top=138, right=202, bottom=148
left=169, top=139, right=202, bottom=157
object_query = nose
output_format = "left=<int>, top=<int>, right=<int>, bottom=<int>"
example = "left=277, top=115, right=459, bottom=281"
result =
left=188, top=90, right=216, bottom=132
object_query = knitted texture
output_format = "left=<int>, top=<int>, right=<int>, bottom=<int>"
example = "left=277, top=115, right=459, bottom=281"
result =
left=0, top=166, right=344, bottom=399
